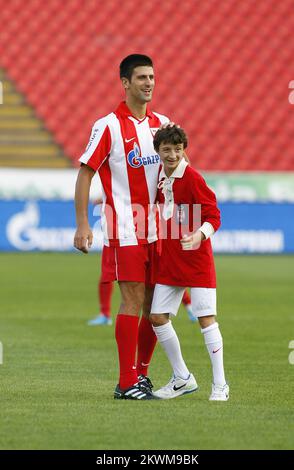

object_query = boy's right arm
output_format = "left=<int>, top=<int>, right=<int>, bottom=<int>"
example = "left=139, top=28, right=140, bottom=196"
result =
left=74, top=164, right=95, bottom=253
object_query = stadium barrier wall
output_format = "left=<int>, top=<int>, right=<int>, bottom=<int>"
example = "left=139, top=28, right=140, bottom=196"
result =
left=0, top=200, right=293, bottom=253
left=1, top=169, right=294, bottom=202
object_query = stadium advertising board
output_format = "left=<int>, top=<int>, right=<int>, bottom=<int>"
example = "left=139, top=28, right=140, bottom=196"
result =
left=0, top=200, right=293, bottom=253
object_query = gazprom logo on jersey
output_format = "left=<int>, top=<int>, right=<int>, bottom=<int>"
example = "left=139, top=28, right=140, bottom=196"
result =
left=127, top=142, right=160, bottom=168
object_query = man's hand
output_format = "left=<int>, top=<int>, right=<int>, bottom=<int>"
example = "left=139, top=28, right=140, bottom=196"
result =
left=180, top=231, right=204, bottom=251
left=74, top=223, right=93, bottom=254
left=159, top=121, right=177, bottom=130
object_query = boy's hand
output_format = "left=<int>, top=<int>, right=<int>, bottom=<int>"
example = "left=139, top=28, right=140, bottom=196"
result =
left=180, top=231, right=204, bottom=250
left=74, top=223, right=93, bottom=254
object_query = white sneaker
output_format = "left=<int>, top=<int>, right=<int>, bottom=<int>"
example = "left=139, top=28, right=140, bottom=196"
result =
left=153, top=373, right=198, bottom=399
left=209, top=383, right=229, bottom=401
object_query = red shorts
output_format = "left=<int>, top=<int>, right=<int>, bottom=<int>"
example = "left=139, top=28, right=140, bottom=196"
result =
left=101, top=242, right=158, bottom=285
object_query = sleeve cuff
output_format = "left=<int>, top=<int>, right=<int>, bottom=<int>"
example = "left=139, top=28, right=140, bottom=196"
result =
left=199, top=222, right=215, bottom=240
left=78, top=156, right=97, bottom=172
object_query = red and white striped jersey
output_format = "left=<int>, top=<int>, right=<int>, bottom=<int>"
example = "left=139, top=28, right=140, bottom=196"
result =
left=79, top=101, right=169, bottom=246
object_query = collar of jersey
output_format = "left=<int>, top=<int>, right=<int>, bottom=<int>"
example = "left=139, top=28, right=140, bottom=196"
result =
left=159, top=157, right=188, bottom=180
left=115, top=101, right=153, bottom=121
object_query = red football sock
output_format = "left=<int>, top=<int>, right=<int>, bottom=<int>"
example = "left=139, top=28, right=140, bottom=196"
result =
left=99, top=281, right=113, bottom=318
left=136, top=315, right=157, bottom=376
left=182, top=289, right=191, bottom=306
left=115, top=314, right=139, bottom=389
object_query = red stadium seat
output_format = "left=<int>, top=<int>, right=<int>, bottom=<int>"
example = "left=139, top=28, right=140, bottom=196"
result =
left=0, top=0, right=293, bottom=170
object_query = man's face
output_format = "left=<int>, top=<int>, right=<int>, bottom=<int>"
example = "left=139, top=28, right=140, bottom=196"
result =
left=124, top=66, right=155, bottom=103
left=158, top=142, right=185, bottom=174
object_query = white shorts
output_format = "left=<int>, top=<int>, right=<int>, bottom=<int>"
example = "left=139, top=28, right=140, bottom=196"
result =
left=151, top=284, right=217, bottom=318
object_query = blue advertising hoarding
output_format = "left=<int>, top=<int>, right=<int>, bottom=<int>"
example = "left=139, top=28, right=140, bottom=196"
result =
left=0, top=200, right=293, bottom=253
left=0, top=200, right=102, bottom=252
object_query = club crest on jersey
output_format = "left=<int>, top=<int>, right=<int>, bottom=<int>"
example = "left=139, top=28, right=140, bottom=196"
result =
left=127, top=142, right=160, bottom=168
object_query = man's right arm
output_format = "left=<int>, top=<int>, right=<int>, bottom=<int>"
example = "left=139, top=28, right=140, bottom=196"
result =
left=74, top=164, right=95, bottom=254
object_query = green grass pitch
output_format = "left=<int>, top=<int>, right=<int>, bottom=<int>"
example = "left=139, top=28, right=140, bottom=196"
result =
left=0, top=253, right=293, bottom=450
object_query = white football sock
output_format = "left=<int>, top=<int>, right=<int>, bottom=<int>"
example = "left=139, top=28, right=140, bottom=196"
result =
left=201, top=322, right=226, bottom=386
left=153, top=321, right=190, bottom=380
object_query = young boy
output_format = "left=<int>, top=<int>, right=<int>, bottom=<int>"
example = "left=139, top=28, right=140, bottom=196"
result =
left=150, top=126, right=229, bottom=401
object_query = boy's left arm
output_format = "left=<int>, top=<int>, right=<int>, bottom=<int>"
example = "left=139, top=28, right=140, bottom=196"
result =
left=180, top=173, right=220, bottom=250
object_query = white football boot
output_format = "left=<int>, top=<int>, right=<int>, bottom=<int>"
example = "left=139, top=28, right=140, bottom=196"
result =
left=153, top=373, right=198, bottom=399
left=209, top=383, right=229, bottom=401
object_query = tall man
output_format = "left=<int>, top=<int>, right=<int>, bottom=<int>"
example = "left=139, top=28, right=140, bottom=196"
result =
left=74, top=54, right=169, bottom=399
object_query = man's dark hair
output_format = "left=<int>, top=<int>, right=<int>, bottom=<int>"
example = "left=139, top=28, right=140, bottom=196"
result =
left=153, top=126, right=188, bottom=152
left=120, top=54, right=153, bottom=81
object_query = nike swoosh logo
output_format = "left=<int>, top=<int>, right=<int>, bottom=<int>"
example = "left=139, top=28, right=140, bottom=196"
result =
left=132, top=365, right=137, bottom=370
left=125, top=137, right=135, bottom=143
left=213, top=347, right=222, bottom=354
left=173, top=383, right=187, bottom=391
left=141, top=362, right=150, bottom=367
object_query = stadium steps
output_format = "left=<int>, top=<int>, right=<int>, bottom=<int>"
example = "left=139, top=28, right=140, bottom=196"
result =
left=0, top=68, right=70, bottom=168
left=2, top=94, right=23, bottom=105
left=0, top=105, right=33, bottom=117
left=0, top=158, right=69, bottom=168
left=0, top=132, right=50, bottom=143
left=0, top=119, right=43, bottom=130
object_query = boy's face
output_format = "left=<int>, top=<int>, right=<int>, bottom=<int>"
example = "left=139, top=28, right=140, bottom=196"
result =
left=158, top=142, right=185, bottom=175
